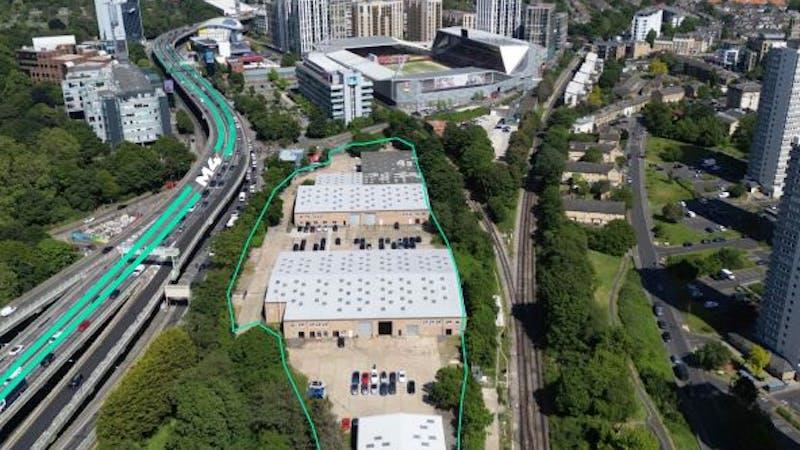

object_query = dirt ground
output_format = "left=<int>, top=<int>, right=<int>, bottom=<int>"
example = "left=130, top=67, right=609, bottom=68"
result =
left=289, top=336, right=460, bottom=420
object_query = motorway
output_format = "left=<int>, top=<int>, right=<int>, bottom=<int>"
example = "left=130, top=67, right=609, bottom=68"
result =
left=0, top=24, right=251, bottom=448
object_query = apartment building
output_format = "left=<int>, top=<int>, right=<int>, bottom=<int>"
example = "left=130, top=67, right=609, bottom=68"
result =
left=522, top=3, right=554, bottom=53
left=631, top=7, right=662, bottom=42
left=443, top=9, right=476, bottom=29
left=62, top=62, right=170, bottom=145
left=748, top=46, right=800, bottom=198
left=289, top=0, right=330, bottom=54
left=93, top=0, right=143, bottom=50
left=476, top=0, right=521, bottom=38
left=353, top=0, right=405, bottom=39
left=329, top=0, right=354, bottom=39
left=406, top=0, right=442, bottom=42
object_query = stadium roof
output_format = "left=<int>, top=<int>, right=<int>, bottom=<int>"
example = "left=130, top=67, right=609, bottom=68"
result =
left=326, top=49, right=395, bottom=79
left=265, top=250, right=462, bottom=321
left=294, top=184, right=427, bottom=214
left=436, top=27, right=532, bottom=74
left=356, top=414, right=447, bottom=450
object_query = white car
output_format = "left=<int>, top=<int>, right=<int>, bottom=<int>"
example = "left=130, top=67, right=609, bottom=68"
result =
left=49, top=330, right=63, bottom=344
left=370, top=368, right=378, bottom=384
left=83, top=217, right=96, bottom=224
left=8, top=345, right=23, bottom=356
left=685, top=210, right=696, bottom=218
left=398, top=370, right=407, bottom=383
left=0, top=306, right=17, bottom=317
left=718, top=191, right=730, bottom=199
left=704, top=301, right=719, bottom=309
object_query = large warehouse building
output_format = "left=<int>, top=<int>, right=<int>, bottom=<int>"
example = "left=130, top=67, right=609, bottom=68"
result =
left=310, top=26, right=545, bottom=112
left=294, top=150, right=428, bottom=226
left=264, top=249, right=463, bottom=338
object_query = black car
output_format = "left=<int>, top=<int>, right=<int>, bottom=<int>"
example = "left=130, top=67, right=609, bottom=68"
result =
left=109, top=289, right=121, bottom=300
left=379, top=382, right=388, bottom=396
left=40, top=352, right=55, bottom=368
left=673, top=363, right=689, bottom=381
left=101, top=246, right=114, bottom=254
left=69, top=373, right=84, bottom=389
left=389, top=372, right=397, bottom=384
left=388, top=381, right=397, bottom=395
left=657, top=320, right=667, bottom=329
left=661, top=332, right=672, bottom=343
left=407, top=380, right=416, bottom=394
left=682, top=242, right=693, bottom=247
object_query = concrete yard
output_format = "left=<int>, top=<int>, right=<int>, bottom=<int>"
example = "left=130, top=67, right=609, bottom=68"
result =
left=289, top=336, right=459, bottom=419
left=475, top=112, right=517, bottom=159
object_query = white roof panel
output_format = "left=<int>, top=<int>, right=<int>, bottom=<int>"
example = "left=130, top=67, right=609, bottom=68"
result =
left=266, top=249, right=462, bottom=321
left=357, top=414, right=447, bottom=450
left=315, top=173, right=364, bottom=185
left=294, top=183, right=427, bottom=214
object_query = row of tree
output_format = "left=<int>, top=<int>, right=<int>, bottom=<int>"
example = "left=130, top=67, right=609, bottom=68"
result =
left=233, top=92, right=301, bottom=144
left=642, top=100, right=729, bottom=148
left=530, top=106, right=654, bottom=447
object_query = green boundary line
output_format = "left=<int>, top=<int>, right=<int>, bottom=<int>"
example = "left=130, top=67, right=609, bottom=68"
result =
left=223, top=137, right=470, bottom=450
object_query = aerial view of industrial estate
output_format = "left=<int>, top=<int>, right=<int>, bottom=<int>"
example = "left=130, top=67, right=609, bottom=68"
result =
left=7, top=0, right=800, bottom=448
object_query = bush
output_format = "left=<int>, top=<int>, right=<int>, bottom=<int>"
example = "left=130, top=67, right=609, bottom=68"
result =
left=662, top=203, right=684, bottom=223
left=694, top=341, right=732, bottom=370
left=586, top=219, right=636, bottom=256
left=175, top=109, right=195, bottom=134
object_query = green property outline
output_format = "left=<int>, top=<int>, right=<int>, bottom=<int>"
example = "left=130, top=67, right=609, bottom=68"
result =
left=223, top=137, right=470, bottom=450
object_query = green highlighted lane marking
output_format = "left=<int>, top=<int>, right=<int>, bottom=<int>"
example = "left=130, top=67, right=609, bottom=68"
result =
left=223, top=138, right=470, bottom=450
left=0, top=188, right=199, bottom=399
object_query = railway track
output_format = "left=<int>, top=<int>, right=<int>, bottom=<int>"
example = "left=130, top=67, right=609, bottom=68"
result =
left=514, top=189, right=548, bottom=450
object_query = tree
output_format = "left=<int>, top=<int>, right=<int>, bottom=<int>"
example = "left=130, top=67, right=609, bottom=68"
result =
left=731, top=376, right=758, bottom=408
left=732, top=113, right=756, bottom=154
left=175, top=109, right=195, bottom=134
left=586, top=219, right=636, bottom=256
left=748, top=345, right=771, bottom=377
left=590, top=179, right=611, bottom=197
left=646, top=29, right=658, bottom=46
left=48, top=18, right=67, bottom=30
left=729, top=183, right=746, bottom=198
left=587, top=85, right=603, bottom=107
left=580, top=147, right=603, bottom=163
left=649, top=58, right=668, bottom=75
left=281, top=53, right=298, bottom=67
left=661, top=203, right=684, bottom=223
left=694, top=341, right=732, bottom=370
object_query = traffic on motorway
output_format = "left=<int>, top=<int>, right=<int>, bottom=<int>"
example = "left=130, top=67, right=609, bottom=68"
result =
left=0, top=25, right=248, bottom=444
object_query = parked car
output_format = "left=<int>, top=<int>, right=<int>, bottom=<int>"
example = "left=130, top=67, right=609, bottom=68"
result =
left=379, top=371, right=388, bottom=384
left=398, top=370, right=407, bottom=383
left=379, top=382, right=388, bottom=396
left=657, top=320, right=667, bottom=329
left=407, top=380, right=416, bottom=394
left=682, top=242, right=693, bottom=247
left=653, top=304, right=664, bottom=317
left=704, top=301, right=719, bottom=309
left=370, top=368, right=378, bottom=384
left=1, top=306, right=17, bottom=317
left=389, top=381, right=397, bottom=395
left=40, top=353, right=55, bottom=368
left=389, top=372, right=397, bottom=384
left=661, top=332, right=672, bottom=343
left=370, top=383, right=378, bottom=395
left=78, top=320, right=92, bottom=332
left=674, top=363, right=689, bottom=381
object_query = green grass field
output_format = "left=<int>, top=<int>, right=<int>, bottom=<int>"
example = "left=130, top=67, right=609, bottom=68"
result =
left=385, top=59, right=450, bottom=75
left=588, top=250, right=622, bottom=317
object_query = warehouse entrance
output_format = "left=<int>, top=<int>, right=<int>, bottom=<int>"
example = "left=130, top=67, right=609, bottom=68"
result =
left=378, top=321, right=393, bottom=336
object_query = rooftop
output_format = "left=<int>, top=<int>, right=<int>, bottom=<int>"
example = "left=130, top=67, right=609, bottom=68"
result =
left=361, top=151, right=421, bottom=184
left=357, top=413, right=446, bottom=450
left=265, top=250, right=462, bottom=321
left=111, top=63, right=155, bottom=96
left=564, top=161, right=616, bottom=174
left=563, top=198, right=626, bottom=215
left=294, top=183, right=428, bottom=214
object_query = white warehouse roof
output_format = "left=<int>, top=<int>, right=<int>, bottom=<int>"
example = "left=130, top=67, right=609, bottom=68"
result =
left=294, top=183, right=427, bottom=214
left=315, top=172, right=364, bottom=185
left=357, top=413, right=446, bottom=450
left=265, top=249, right=462, bottom=321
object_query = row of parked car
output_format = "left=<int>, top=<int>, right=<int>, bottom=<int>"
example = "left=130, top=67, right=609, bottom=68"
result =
left=350, top=368, right=415, bottom=397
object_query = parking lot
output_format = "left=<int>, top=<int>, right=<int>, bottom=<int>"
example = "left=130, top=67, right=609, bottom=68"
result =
left=474, top=113, right=517, bottom=159
left=289, top=336, right=459, bottom=419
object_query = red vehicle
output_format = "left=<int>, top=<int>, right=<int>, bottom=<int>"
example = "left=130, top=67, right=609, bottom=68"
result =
left=340, top=418, right=351, bottom=431
left=77, top=320, right=91, bottom=332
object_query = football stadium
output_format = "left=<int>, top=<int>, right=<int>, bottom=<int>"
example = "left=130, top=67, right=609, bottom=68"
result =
left=313, top=27, right=546, bottom=113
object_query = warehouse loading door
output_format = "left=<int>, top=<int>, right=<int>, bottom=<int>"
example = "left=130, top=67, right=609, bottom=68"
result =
left=357, top=321, right=372, bottom=337
left=350, top=214, right=360, bottom=226
left=364, top=214, right=376, bottom=226
left=405, top=325, right=419, bottom=336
